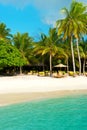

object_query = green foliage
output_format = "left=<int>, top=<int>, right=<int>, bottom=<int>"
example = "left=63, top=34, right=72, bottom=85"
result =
left=56, top=0, right=87, bottom=74
left=13, top=32, right=33, bottom=63
left=0, top=41, right=27, bottom=68
left=0, top=22, right=12, bottom=42
left=56, top=0, right=87, bottom=39
left=0, top=1, right=86, bottom=74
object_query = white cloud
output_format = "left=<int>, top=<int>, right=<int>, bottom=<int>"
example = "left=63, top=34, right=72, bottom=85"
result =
left=0, top=0, right=86, bottom=8
left=0, top=0, right=66, bottom=9
left=31, top=0, right=72, bottom=26
left=0, top=0, right=32, bottom=8
left=0, top=0, right=68, bottom=26
left=0, top=0, right=86, bottom=9
left=78, top=0, right=87, bottom=4
left=0, top=0, right=86, bottom=26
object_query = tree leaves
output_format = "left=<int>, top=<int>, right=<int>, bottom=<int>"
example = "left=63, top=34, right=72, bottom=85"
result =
left=0, top=41, right=27, bottom=68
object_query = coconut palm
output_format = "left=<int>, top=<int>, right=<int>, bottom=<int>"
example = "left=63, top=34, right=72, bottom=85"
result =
left=56, top=0, right=87, bottom=75
left=34, top=28, right=61, bottom=76
left=13, top=32, right=33, bottom=74
left=0, top=22, right=12, bottom=42
left=56, top=9, right=76, bottom=74
left=70, top=1, right=87, bottom=75
left=58, top=41, right=71, bottom=72
left=80, top=38, right=87, bottom=74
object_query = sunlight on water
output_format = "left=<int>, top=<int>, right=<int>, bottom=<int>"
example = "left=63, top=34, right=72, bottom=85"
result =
left=0, top=94, right=87, bottom=130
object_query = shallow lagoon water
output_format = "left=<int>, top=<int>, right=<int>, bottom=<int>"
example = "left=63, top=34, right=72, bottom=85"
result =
left=0, top=94, right=87, bottom=130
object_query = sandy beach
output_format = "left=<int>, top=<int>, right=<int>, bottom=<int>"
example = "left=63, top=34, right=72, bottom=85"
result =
left=0, top=75, right=87, bottom=106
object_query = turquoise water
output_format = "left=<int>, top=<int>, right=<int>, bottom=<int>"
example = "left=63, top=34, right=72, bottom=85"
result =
left=0, top=94, right=87, bottom=130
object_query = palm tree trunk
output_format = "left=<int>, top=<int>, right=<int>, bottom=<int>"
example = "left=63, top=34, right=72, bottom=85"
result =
left=76, top=38, right=81, bottom=75
left=83, top=58, right=85, bottom=75
left=50, top=53, right=52, bottom=77
left=42, top=58, right=45, bottom=72
left=67, top=58, right=69, bottom=72
left=20, top=66, right=22, bottom=75
left=70, top=36, right=76, bottom=74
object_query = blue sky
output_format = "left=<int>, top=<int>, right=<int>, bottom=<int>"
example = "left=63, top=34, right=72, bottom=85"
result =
left=0, top=0, right=87, bottom=40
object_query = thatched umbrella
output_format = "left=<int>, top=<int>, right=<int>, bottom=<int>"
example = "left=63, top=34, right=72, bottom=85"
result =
left=54, top=63, right=68, bottom=72
left=54, top=63, right=67, bottom=68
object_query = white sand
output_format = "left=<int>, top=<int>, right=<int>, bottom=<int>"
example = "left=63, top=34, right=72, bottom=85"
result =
left=0, top=75, right=87, bottom=106
left=0, top=75, right=87, bottom=94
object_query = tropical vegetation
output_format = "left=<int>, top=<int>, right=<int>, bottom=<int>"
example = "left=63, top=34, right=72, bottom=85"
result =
left=0, top=0, right=87, bottom=76
left=56, top=0, right=87, bottom=75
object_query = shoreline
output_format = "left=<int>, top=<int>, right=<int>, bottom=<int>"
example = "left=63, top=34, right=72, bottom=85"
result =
left=0, top=90, right=87, bottom=107
left=0, top=75, right=87, bottom=106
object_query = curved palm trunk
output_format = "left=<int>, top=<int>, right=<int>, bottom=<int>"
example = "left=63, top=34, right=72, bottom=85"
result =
left=50, top=53, right=52, bottom=77
left=70, top=36, right=76, bottom=74
left=76, top=38, right=81, bottom=75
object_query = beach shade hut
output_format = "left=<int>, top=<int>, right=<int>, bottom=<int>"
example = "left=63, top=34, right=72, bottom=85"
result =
left=54, top=63, right=67, bottom=68
left=54, top=63, right=68, bottom=72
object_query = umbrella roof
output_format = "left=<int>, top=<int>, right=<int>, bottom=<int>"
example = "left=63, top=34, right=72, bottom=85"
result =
left=54, top=63, right=67, bottom=68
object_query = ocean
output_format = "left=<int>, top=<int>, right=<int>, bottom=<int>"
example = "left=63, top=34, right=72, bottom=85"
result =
left=0, top=94, right=87, bottom=130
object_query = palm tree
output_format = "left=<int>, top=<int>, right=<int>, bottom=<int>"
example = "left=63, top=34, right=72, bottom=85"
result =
left=58, top=41, right=71, bottom=72
left=13, top=32, right=33, bottom=74
left=0, top=22, right=12, bottom=42
left=34, top=28, right=60, bottom=76
left=80, top=38, right=87, bottom=74
left=56, top=9, right=76, bottom=74
left=56, top=0, right=87, bottom=75
left=70, top=1, right=87, bottom=75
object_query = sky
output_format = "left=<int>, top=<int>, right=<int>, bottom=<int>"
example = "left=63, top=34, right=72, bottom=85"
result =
left=0, top=0, right=87, bottom=40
